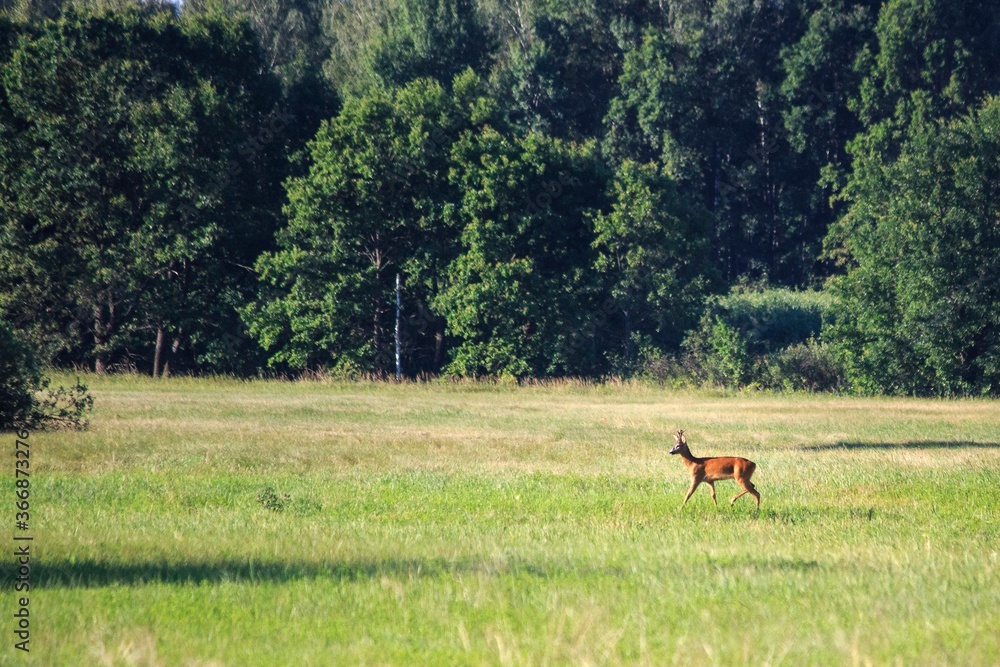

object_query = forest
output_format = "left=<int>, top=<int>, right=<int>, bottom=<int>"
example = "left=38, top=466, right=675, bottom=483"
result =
left=1, top=0, right=999, bottom=404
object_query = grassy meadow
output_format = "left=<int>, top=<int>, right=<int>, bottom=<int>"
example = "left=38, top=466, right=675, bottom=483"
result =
left=3, top=374, right=999, bottom=665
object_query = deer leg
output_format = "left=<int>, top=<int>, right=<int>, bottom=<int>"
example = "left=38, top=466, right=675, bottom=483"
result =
left=681, top=478, right=702, bottom=508
left=707, top=481, right=717, bottom=506
left=732, top=479, right=759, bottom=507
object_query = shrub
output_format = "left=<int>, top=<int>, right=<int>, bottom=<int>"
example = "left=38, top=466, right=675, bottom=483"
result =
left=761, top=339, right=847, bottom=392
left=0, top=321, right=94, bottom=431
left=679, top=287, right=835, bottom=388
left=0, top=321, right=42, bottom=429
left=702, top=319, right=752, bottom=387
left=642, top=352, right=704, bottom=387
left=687, top=287, right=835, bottom=357
left=257, top=487, right=290, bottom=512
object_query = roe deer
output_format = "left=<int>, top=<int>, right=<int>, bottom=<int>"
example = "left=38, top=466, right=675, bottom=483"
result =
left=669, top=430, right=760, bottom=508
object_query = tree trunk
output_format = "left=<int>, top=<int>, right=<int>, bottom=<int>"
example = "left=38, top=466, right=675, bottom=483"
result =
left=153, top=325, right=166, bottom=378
left=167, top=261, right=191, bottom=378
left=373, top=296, right=382, bottom=375
left=94, top=302, right=109, bottom=374
left=433, top=320, right=445, bottom=372
left=395, top=273, right=401, bottom=380
left=162, top=328, right=183, bottom=379
left=430, top=273, right=444, bottom=373
left=623, top=309, right=633, bottom=364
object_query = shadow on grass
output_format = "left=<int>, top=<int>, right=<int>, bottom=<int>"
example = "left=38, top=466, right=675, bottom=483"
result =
left=703, top=555, right=821, bottom=572
left=25, top=558, right=455, bottom=589
left=23, top=557, right=630, bottom=589
left=798, top=440, right=1000, bottom=451
left=23, top=552, right=826, bottom=589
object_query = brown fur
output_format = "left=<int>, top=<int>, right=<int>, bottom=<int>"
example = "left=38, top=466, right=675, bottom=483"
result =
left=669, top=429, right=760, bottom=508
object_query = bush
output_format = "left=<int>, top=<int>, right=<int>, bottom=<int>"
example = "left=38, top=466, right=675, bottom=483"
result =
left=0, top=322, right=42, bottom=429
left=687, top=287, right=835, bottom=357
left=0, top=321, right=93, bottom=431
left=761, top=339, right=847, bottom=392
left=642, top=352, right=704, bottom=387
left=669, top=287, right=843, bottom=390
left=701, top=319, right=752, bottom=386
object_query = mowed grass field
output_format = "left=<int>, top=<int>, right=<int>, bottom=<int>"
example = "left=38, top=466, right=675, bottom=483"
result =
left=3, top=375, right=1000, bottom=666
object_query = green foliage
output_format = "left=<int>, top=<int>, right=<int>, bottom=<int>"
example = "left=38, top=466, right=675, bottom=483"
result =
left=326, top=0, right=488, bottom=96
left=436, top=128, right=607, bottom=378
left=0, top=320, right=93, bottom=430
left=256, top=486, right=290, bottom=512
left=779, top=0, right=879, bottom=252
left=30, top=377, right=94, bottom=430
left=0, top=4, right=283, bottom=375
left=839, top=0, right=1000, bottom=240
left=247, top=72, right=494, bottom=374
left=702, top=318, right=752, bottom=387
left=592, top=160, right=714, bottom=371
left=821, top=0, right=1000, bottom=395
left=2, top=0, right=999, bottom=393
left=185, top=0, right=328, bottom=87
left=690, top=287, right=834, bottom=357
left=762, top=338, right=847, bottom=392
left=488, top=2, right=631, bottom=141
left=0, top=319, right=40, bottom=429
left=781, top=0, right=876, bottom=161
left=604, top=4, right=822, bottom=284
left=826, top=96, right=1000, bottom=395
left=681, top=288, right=837, bottom=389
left=852, top=0, right=1000, bottom=133
left=184, top=0, right=338, bottom=149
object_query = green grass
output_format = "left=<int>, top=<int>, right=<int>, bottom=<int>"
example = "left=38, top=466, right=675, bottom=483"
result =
left=3, top=374, right=999, bottom=665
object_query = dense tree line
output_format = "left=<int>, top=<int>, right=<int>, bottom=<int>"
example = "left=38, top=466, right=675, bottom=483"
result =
left=1, top=0, right=998, bottom=395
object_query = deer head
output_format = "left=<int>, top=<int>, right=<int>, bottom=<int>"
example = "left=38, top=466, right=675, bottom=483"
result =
left=670, top=429, right=688, bottom=455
